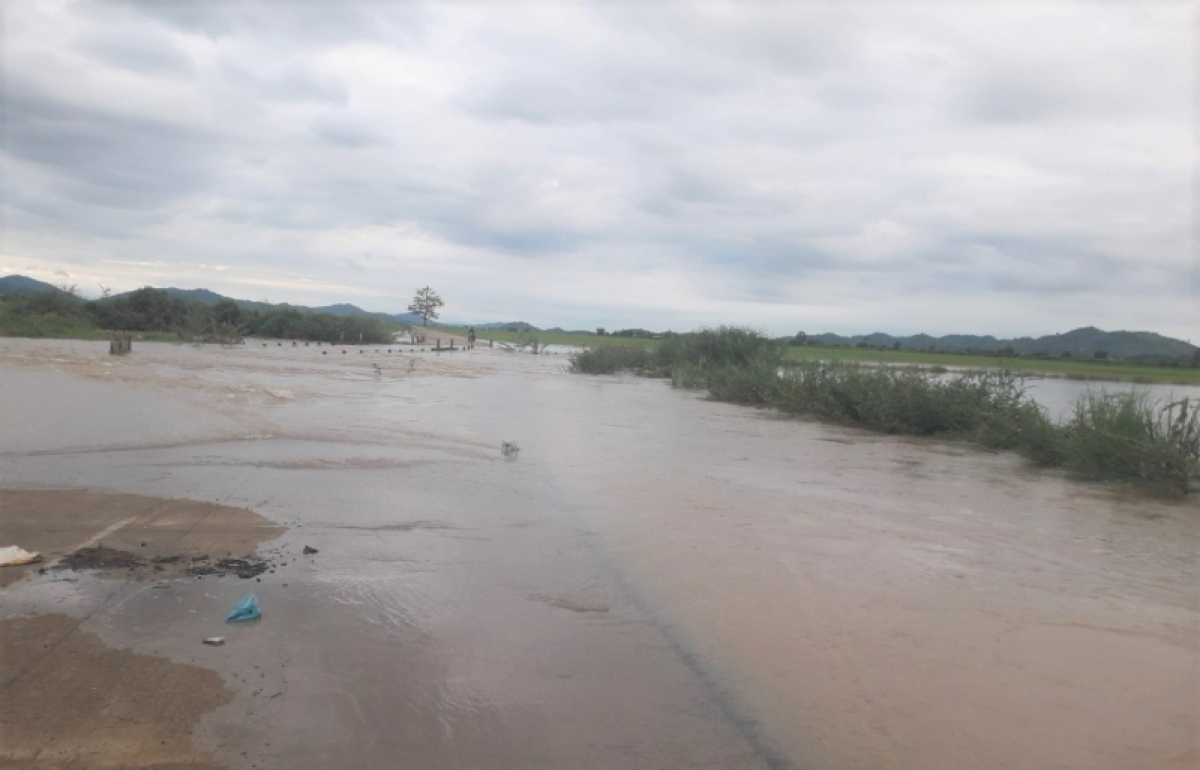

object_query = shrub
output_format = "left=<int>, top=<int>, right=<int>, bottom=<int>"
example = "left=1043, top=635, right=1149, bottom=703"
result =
left=653, top=326, right=780, bottom=373
left=1060, top=394, right=1198, bottom=492
left=568, top=345, right=652, bottom=374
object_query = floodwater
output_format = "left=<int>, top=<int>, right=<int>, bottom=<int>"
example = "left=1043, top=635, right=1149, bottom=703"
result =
left=1, top=338, right=1196, bottom=770
left=1023, top=377, right=1200, bottom=421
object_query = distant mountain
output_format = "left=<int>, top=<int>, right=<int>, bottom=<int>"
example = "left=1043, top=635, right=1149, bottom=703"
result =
left=474, top=321, right=541, bottom=332
left=308, top=303, right=426, bottom=325
left=308, top=303, right=367, bottom=317
left=1009, top=327, right=1195, bottom=360
left=155, top=287, right=232, bottom=306
left=97, top=284, right=427, bottom=326
left=806, top=326, right=1195, bottom=362
left=0, top=274, right=78, bottom=298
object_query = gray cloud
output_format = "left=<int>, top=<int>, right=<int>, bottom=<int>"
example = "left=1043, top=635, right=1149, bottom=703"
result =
left=218, top=62, right=348, bottom=104
left=953, top=69, right=1088, bottom=124
left=2, top=1, right=1192, bottom=338
left=75, top=30, right=196, bottom=78
left=310, top=115, right=388, bottom=148
left=2, top=84, right=218, bottom=211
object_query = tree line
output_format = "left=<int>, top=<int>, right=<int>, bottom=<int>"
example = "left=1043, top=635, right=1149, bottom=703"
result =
left=1, top=288, right=396, bottom=344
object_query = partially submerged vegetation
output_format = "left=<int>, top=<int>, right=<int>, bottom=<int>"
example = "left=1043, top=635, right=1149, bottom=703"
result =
left=571, top=327, right=1200, bottom=496
left=566, top=344, right=655, bottom=374
left=460, top=325, right=1200, bottom=385
left=0, top=288, right=398, bottom=344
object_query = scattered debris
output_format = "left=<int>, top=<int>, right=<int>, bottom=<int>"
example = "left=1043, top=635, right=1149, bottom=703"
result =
left=0, top=546, right=42, bottom=567
left=501, top=441, right=520, bottom=460
left=303, top=545, right=318, bottom=555
left=202, top=637, right=225, bottom=646
left=226, top=594, right=262, bottom=623
left=188, top=558, right=271, bottom=579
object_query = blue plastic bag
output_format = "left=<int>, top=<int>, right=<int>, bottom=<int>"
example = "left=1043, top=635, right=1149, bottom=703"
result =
left=225, top=593, right=261, bottom=623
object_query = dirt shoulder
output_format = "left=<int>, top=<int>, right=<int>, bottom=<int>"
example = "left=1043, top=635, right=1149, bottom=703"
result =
left=0, top=489, right=284, bottom=588
left=0, top=613, right=231, bottom=769
left=0, top=490, right=288, bottom=768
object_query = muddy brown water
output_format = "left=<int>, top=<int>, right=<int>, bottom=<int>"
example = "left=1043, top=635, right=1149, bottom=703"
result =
left=0, top=338, right=1196, bottom=769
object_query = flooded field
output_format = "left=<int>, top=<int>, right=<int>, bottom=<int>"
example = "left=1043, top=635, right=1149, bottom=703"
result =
left=1023, top=376, right=1200, bottom=421
left=1, top=338, right=1196, bottom=769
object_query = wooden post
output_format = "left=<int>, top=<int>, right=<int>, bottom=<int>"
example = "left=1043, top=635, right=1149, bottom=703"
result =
left=436, top=339, right=441, bottom=350
left=109, top=331, right=132, bottom=355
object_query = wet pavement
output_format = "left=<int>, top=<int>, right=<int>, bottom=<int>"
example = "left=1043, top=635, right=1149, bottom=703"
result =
left=1, top=338, right=1196, bottom=769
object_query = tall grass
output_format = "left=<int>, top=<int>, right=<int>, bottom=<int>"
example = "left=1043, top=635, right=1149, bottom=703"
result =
left=568, top=345, right=654, bottom=374
left=572, top=327, right=1199, bottom=496
left=653, top=326, right=780, bottom=371
left=1061, top=393, right=1198, bottom=492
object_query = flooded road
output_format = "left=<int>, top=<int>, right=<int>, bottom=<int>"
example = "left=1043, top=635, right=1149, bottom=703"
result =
left=1, top=338, right=1196, bottom=769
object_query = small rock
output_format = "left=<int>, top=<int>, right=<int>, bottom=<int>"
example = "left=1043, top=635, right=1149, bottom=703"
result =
left=303, top=546, right=318, bottom=555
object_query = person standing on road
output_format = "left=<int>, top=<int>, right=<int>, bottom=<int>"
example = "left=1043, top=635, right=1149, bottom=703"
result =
left=467, top=327, right=476, bottom=349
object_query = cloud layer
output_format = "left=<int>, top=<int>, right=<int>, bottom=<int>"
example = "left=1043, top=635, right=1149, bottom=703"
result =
left=2, top=1, right=1193, bottom=338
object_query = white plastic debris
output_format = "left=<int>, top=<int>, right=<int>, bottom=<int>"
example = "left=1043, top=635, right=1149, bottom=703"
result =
left=0, top=546, right=42, bottom=567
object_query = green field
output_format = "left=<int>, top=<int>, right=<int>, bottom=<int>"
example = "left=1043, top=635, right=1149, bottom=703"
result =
left=781, top=345, right=1200, bottom=385
left=436, top=326, right=659, bottom=349
left=431, top=325, right=1200, bottom=385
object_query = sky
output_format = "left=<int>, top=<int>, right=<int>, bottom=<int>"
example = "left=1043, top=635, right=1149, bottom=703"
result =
left=1, top=1, right=1195, bottom=340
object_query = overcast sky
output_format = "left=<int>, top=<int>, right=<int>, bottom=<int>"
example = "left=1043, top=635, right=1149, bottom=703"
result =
left=2, top=1, right=1194, bottom=339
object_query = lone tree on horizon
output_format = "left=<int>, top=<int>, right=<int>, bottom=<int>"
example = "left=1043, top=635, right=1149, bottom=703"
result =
left=408, top=286, right=444, bottom=327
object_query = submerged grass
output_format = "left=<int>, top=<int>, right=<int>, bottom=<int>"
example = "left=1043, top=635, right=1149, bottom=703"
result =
left=572, top=327, right=1200, bottom=496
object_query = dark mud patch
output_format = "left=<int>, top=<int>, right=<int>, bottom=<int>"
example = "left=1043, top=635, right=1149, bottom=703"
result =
left=53, top=548, right=275, bottom=581
left=0, top=613, right=231, bottom=769
left=0, top=489, right=285, bottom=586
left=58, top=545, right=144, bottom=571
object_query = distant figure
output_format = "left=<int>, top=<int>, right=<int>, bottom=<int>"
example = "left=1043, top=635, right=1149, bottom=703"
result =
left=467, top=327, right=476, bottom=350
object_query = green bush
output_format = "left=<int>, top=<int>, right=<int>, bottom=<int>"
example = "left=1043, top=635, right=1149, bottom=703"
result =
left=654, top=326, right=780, bottom=372
left=1060, top=393, right=1197, bottom=492
left=568, top=345, right=653, bottom=374
left=772, top=363, right=1037, bottom=437
left=702, top=363, right=782, bottom=405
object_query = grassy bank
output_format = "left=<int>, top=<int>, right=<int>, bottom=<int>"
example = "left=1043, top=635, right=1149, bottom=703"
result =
left=571, top=328, right=1199, bottom=496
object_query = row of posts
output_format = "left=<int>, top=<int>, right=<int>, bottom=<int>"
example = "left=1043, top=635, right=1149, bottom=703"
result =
left=105, top=331, right=490, bottom=355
